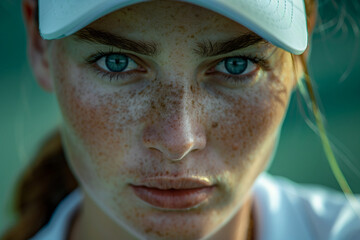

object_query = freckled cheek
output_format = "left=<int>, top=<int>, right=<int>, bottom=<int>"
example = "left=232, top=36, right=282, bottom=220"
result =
left=53, top=69, right=139, bottom=158
left=211, top=95, right=286, bottom=162
left=56, top=87, right=149, bottom=185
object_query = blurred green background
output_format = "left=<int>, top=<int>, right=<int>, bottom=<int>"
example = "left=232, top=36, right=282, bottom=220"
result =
left=1, top=0, right=360, bottom=236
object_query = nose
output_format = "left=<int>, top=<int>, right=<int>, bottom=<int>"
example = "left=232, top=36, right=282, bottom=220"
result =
left=142, top=85, right=206, bottom=162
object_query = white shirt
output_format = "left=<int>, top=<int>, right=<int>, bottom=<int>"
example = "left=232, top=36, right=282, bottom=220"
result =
left=30, top=174, right=360, bottom=240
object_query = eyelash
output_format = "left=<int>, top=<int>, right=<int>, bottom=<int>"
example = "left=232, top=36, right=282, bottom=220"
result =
left=213, top=55, right=271, bottom=86
left=85, top=50, right=271, bottom=85
left=86, top=49, right=142, bottom=83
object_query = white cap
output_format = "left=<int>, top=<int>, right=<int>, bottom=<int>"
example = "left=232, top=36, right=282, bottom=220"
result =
left=39, top=0, right=308, bottom=55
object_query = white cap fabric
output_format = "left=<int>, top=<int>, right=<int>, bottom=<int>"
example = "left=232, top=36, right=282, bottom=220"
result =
left=39, top=0, right=308, bottom=55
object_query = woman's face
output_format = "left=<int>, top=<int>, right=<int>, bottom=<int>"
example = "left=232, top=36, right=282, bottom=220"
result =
left=46, top=1, right=299, bottom=239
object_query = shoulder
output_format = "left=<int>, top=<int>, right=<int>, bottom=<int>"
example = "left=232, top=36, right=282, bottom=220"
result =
left=252, top=173, right=360, bottom=240
left=30, top=189, right=82, bottom=240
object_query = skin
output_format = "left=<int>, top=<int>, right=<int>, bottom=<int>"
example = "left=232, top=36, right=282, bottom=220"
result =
left=23, top=0, right=310, bottom=239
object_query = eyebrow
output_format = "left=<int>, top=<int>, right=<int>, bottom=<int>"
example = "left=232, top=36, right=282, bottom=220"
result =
left=74, top=27, right=268, bottom=57
left=74, top=27, right=159, bottom=56
left=194, top=33, right=269, bottom=57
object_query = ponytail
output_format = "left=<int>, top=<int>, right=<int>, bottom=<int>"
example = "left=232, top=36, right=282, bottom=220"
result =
left=2, top=131, right=78, bottom=240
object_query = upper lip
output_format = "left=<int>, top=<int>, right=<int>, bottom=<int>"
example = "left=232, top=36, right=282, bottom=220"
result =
left=131, top=177, right=214, bottom=190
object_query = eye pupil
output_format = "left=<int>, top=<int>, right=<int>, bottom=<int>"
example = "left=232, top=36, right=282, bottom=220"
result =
left=106, top=54, right=128, bottom=72
left=225, top=57, right=247, bottom=75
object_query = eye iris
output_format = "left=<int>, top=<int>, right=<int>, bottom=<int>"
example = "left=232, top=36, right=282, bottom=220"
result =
left=105, top=54, right=128, bottom=72
left=224, top=57, right=247, bottom=75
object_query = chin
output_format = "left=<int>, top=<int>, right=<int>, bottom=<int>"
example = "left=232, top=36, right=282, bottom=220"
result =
left=107, top=198, right=227, bottom=240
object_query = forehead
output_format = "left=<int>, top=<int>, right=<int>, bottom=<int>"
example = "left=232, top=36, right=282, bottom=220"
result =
left=88, top=0, right=250, bottom=39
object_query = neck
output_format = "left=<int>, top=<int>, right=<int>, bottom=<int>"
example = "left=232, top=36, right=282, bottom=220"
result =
left=69, top=190, right=254, bottom=240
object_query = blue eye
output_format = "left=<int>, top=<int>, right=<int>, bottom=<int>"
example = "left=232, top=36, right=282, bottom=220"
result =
left=105, top=54, right=128, bottom=72
left=224, top=57, right=247, bottom=74
left=96, top=53, right=138, bottom=73
left=215, top=57, right=256, bottom=76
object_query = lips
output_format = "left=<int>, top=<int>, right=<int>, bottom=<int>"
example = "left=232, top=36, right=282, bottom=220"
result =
left=130, top=177, right=215, bottom=209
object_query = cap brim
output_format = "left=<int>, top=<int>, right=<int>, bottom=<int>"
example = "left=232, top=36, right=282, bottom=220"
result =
left=39, top=0, right=308, bottom=55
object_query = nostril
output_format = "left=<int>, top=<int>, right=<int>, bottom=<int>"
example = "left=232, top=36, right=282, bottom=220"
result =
left=148, top=147, right=162, bottom=155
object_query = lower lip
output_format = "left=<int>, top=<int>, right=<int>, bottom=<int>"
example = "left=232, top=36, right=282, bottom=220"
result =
left=131, top=185, right=214, bottom=209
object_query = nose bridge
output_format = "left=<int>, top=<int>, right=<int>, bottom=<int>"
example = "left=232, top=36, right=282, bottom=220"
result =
left=162, top=81, right=190, bottom=121
left=142, top=80, right=206, bottom=161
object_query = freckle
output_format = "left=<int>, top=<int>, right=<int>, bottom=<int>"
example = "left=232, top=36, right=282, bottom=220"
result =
left=138, top=88, right=145, bottom=95
left=178, top=25, right=186, bottom=32
left=232, top=143, right=239, bottom=151
left=190, top=85, right=194, bottom=93
left=211, top=122, right=218, bottom=128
